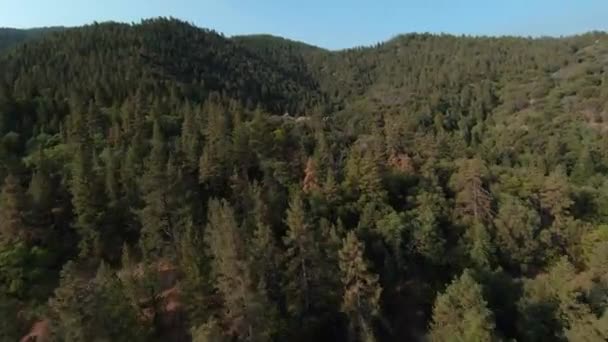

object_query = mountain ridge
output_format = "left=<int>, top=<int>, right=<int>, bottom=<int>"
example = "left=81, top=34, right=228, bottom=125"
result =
left=2, top=19, right=606, bottom=53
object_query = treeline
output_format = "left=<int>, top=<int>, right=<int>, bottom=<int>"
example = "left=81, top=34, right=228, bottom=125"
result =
left=1, top=18, right=608, bottom=341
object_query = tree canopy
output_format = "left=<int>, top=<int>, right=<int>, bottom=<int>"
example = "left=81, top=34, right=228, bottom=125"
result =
left=1, top=18, right=608, bottom=341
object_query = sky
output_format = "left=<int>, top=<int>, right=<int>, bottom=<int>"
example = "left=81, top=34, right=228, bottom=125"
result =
left=1, top=0, right=607, bottom=49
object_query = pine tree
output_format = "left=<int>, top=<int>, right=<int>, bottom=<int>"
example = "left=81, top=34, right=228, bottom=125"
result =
left=283, top=191, right=325, bottom=322
left=429, top=270, right=496, bottom=342
left=303, top=157, right=321, bottom=194
left=49, top=261, right=149, bottom=342
left=493, top=195, right=543, bottom=271
left=571, top=147, right=594, bottom=184
left=178, top=220, right=213, bottom=327
left=450, top=158, right=493, bottom=226
left=249, top=185, right=283, bottom=308
left=121, top=132, right=146, bottom=206
left=205, top=199, right=275, bottom=341
left=48, top=262, right=91, bottom=341
left=540, top=168, right=572, bottom=222
left=469, top=222, right=495, bottom=270
left=231, top=109, right=254, bottom=177
left=319, top=218, right=343, bottom=303
left=180, top=102, right=201, bottom=171
left=339, top=231, right=382, bottom=342
left=138, top=119, right=174, bottom=258
left=323, top=169, right=340, bottom=205
left=410, top=190, right=446, bottom=264
left=27, top=166, right=54, bottom=243
left=28, top=150, right=54, bottom=226
left=313, top=129, right=332, bottom=178
left=0, top=174, right=27, bottom=243
left=358, top=149, right=386, bottom=205
left=199, top=100, right=231, bottom=192
left=344, top=146, right=386, bottom=206
left=70, top=144, right=105, bottom=257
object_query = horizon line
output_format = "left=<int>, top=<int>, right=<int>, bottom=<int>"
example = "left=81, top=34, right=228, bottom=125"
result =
left=2, top=17, right=607, bottom=51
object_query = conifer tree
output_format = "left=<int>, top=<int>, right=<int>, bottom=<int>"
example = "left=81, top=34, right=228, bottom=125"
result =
left=450, top=158, right=493, bottom=225
left=429, top=270, right=496, bottom=342
left=283, top=191, right=326, bottom=322
left=180, top=102, right=201, bottom=171
left=410, top=190, right=447, bottom=264
left=205, top=199, right=275, bottom=341
left=339, top=231, right=382, bottom=342
left=199, top=100, right=231, bottom=192
left=571, top=147, right=594, bottom=184
left=358, top=149, right=386, bottom=205
left=303, top=157, right=321, bottom=194
left=249, top=184, right=283, bottom=307
left=27, top=164, right=54, bottom=241
left=540, top=168, right=572, bottom=222
left=0, top=174, right=27, bottom=243
left=322, top=169, right=340, bottom=207
left=493, top=195, right=543, bottom=271
left=70, top=143, right=105, bottom=257
left=138, top=119, right=174, bottom=258
left=49, top=261, right=149, bottom=342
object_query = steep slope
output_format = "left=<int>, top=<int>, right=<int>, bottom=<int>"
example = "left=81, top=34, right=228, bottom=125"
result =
left=233, top=34, right=328, bottom=109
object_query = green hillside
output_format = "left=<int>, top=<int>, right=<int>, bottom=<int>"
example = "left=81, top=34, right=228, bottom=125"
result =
left=0, top=27, right=63, bottom=53
left=1, top=18, right=608, bottom=342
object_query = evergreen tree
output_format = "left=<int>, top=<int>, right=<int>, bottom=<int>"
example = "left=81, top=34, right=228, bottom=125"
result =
left=450, top=158, right=493, bottom=225
left=571, top=146, right=594, bottom=184
left=493, top=195, right=543, bottom=272
left=339, top=231, right=382, bottom=342
left=0, top=174, right=27, bottom=243
left=429, top=270, right=497, bottom=342
left=70, top=143, right=106, bottom=257
left=180, top=102, right=202, bottom=171
left=249, top=185, right=283, bottom=308
left=283, top=191, right=327, bottom=328
left=27, top=152, right=55, bottom=239
left=540, top=168, right=573, bottom=222
left=410, top=190, right=447, bottom=264
left=303, top=157, right=321, bottom=194
left=205, top=199, right=276, bottom=341
left=49, top=261, right=149, bottom=342
left=138, top=120, right=174, bottom=258
left=199, top=100, right=231, bottom=193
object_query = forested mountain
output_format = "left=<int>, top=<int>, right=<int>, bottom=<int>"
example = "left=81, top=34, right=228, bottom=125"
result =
left=0, top=27, right=63, bottom=52
left=1, top=18, right=608, bottom=341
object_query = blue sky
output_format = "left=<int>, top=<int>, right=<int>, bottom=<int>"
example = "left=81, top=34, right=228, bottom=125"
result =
left=1, top=0, right=607, bottom=49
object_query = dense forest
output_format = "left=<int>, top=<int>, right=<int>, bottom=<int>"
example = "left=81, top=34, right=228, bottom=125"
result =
left=1, top=18, right=608, bottom=341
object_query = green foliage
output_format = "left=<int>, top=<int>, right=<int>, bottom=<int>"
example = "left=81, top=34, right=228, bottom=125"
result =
left=1, top=18, right=608, bottom=341
left=339, top=231, right=382, bottom=342
left=49, top=261, right=150, bottom=342
left=282, top=191, right=325, bottom=317
left=205, top=199, right=277, bottom=341
left=429, top=270, right=497, bottom=342
left=494, top=195, right=544, bottom=272
left=409, top=190, right=448, bottom=264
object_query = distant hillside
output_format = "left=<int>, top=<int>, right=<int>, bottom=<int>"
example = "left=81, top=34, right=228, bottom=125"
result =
left=0, top=19, right=325, bottom=115
left=0, top=27, right=63, bottom=53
